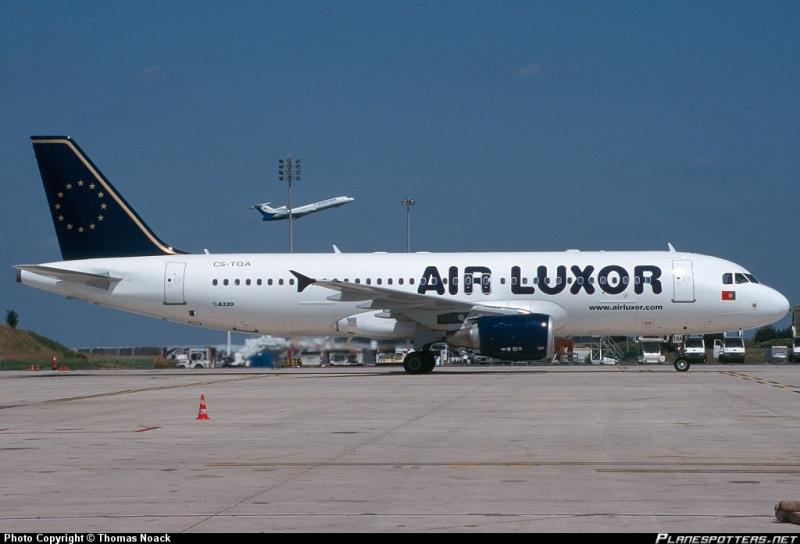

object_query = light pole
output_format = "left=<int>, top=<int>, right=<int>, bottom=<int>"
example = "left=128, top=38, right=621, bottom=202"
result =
left=401, top=198, right=415, bottom=252
left=278, top=157, right=301, bottom=253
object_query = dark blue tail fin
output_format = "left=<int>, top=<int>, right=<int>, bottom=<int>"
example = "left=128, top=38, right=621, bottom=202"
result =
left=31, top=136, right=185, bottom=260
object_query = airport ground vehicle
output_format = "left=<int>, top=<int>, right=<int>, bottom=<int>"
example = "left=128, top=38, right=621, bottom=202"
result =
left=637, top=337, right=666, bottom=364
left=713, top=337, right=746, bottom=363
left=764, top=345, right=789, bottom=363
left=174, top=347, right=219, bottom=368
left=681, top=336, right=707, bottom=363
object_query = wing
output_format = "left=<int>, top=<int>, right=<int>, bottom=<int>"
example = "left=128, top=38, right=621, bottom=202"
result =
left=15, top=265, right=121, bottom=290
left=290, top=270, right=526, bottom=329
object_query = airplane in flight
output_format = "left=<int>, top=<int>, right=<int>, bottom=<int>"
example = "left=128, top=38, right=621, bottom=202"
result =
left=16, top=136, right=790, bottom=373
left=252, top=196, right=354, bottom=221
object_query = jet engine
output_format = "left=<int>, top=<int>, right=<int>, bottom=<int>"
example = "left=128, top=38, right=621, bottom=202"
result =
left=447, top=314, right=554, bottom=361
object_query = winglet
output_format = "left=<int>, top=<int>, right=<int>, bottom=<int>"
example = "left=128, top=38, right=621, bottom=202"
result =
left=667, top=242, right=676, bottom=252
left=289, top=270, right=316, bottom=292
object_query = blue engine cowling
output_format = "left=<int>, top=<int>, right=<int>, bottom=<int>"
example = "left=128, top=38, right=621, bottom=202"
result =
left=447, top=314, right=555, bottom=361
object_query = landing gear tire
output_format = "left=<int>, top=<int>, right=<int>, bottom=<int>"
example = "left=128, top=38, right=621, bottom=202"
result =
left=403, top=351, right=436, bottom=374
left=674, top=358, right=690, bottom=372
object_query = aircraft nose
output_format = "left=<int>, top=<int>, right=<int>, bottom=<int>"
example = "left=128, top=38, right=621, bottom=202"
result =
left=763, top=287, right=790, bottom=320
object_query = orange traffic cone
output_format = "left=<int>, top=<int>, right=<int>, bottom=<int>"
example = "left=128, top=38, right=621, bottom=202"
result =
left=196, top=394, right=210, bottom=420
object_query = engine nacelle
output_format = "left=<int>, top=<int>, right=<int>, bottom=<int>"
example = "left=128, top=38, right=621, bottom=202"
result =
left=447, top=314, right=554, bottom=361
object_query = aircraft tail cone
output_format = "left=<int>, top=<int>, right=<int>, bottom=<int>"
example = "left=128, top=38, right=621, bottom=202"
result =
left=196, top=394, right=210, bottom=420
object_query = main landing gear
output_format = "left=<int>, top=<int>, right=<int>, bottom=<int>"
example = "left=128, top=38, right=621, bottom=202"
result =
left=403, top=351, right=436, bottom=374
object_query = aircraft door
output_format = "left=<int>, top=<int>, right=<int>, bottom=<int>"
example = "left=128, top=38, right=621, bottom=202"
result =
left=671, top=260, right=695, bottom=303
left=164, top=262, right=186, bottom=305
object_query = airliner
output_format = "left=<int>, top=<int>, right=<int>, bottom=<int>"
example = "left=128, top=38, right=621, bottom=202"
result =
left=16, top=136, right=790, bottom=373
left=252, top=196, right=354, bottom=221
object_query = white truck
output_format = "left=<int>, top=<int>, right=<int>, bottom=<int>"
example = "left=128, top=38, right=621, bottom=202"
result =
left=173, top=347, right=219, bottom=369
left=713, top=337, right=746, bottom=363
left=681, top=336, right=707, bottom=364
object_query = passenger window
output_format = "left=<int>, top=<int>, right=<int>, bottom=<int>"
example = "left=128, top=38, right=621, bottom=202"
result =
left=377, top=278, right=382, bottom=285
left=355, top=279, right=360, bottom=284
left=500, top=278, right=506, bottom=285
left=245, top=279, right=251, bottom=286
left=289, top=279, right=295, bottom=286
left=234, top=279, right=240, bottom=286
left=223, top=279, right=229, bottom=286
left=212, top=279, right=218, bottom=286
left=409, top=278, right=415, bottom=285
left=387, top=278, right=393, bottom=285
left=366, top=278, right=371, bottom=285
left=399, top=278, right=404, bottom=285
left=722, top=273, right=732, bottom=285
left=257, top=279, right=262, bottom=286
left=279, top=279, right=284, bottom=286
left=268, top=279, right=273, bottom=286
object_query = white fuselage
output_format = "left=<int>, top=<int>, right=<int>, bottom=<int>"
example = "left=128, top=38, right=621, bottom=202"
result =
left=18, top=250, right=789, bottom=340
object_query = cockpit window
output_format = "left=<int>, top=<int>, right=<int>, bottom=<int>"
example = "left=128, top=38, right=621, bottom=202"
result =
left=744, top=273, right=759, bottom=284
left=735, top=273, right=748, bottom=284
left=722, top=273, right=732, bottom=285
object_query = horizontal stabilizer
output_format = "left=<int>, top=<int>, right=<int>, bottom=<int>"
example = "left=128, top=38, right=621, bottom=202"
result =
left=15, top=264, right=120, bottom=290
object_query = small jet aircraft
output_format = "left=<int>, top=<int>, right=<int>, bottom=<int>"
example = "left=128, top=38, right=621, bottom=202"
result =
left=252, top=196, right=354, bottom=221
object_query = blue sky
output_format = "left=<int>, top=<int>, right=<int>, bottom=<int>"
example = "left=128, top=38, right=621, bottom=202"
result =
left=1, top=1, right=798, bottom=347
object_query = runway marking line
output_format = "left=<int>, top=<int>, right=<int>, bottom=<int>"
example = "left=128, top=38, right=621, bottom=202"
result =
left=0, top=374, right=270, bottom=411
left=720, top=371, right=799, bottom=394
